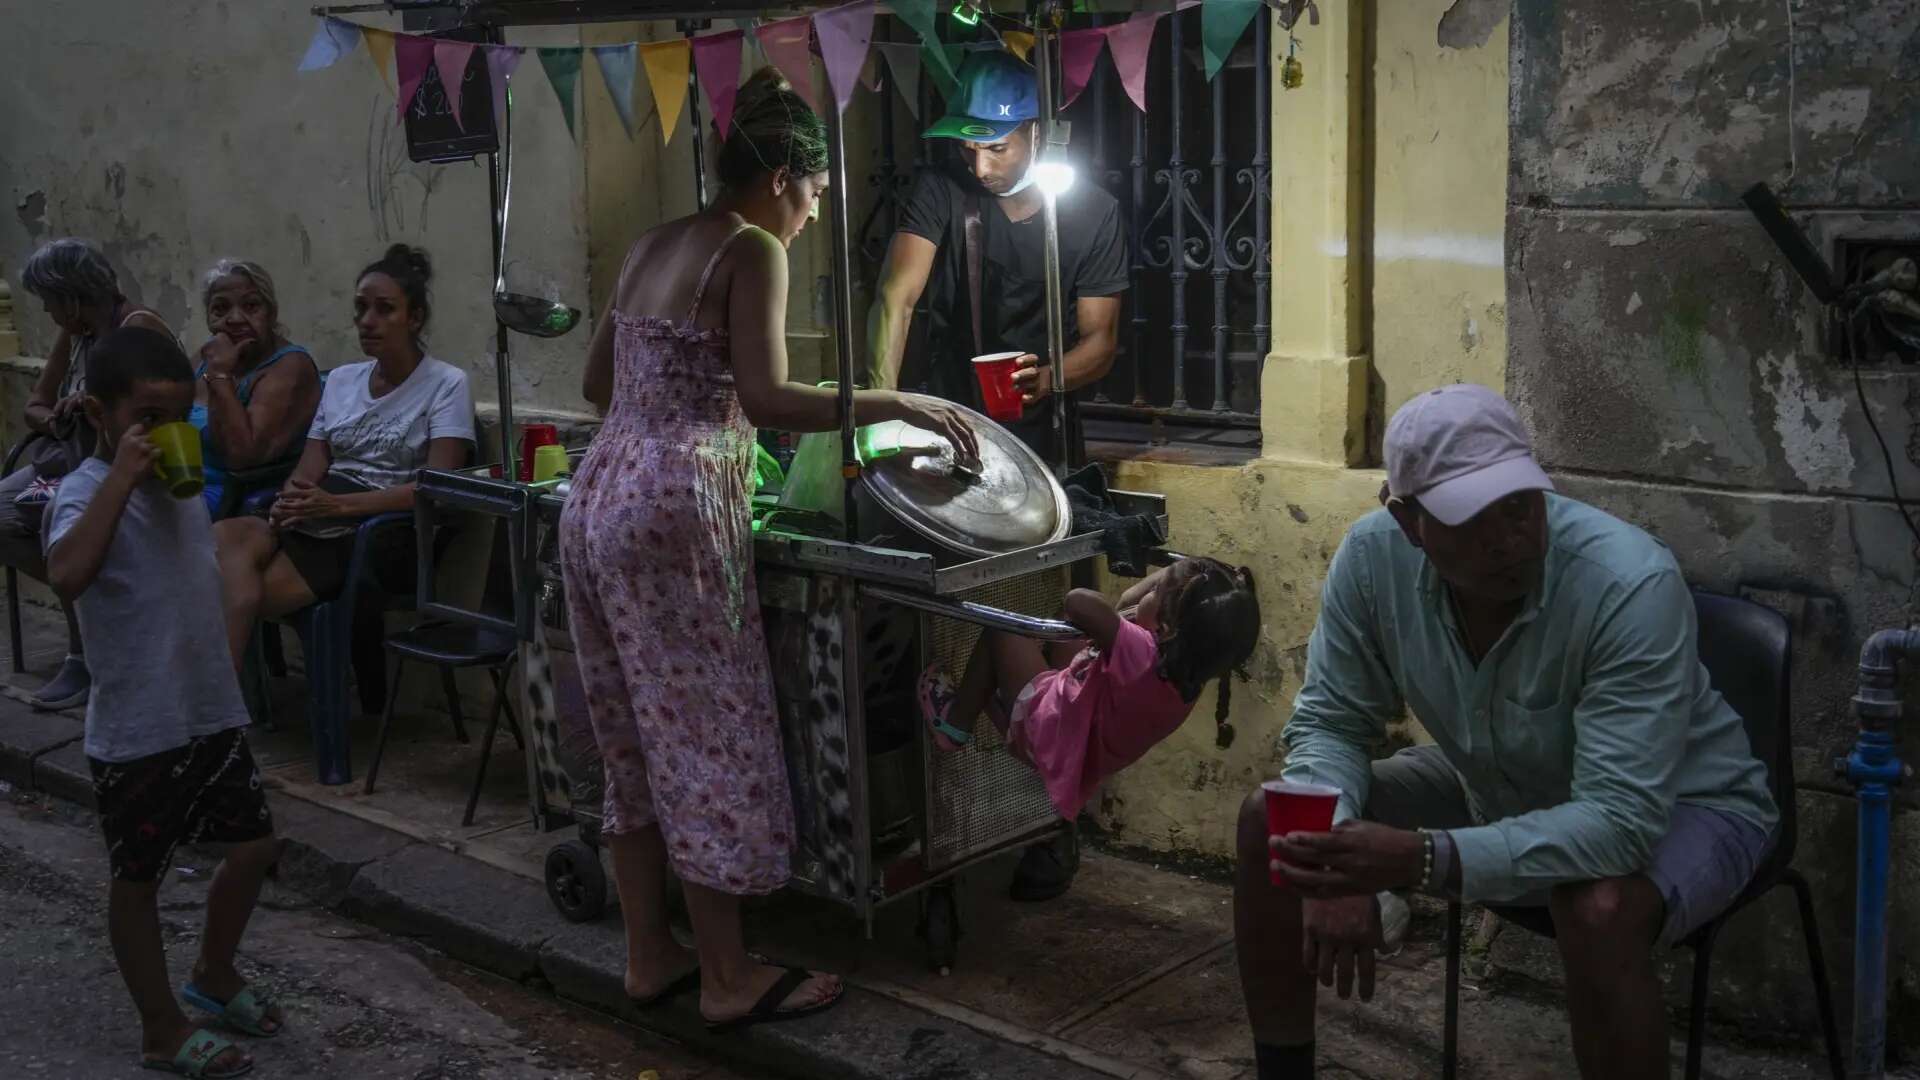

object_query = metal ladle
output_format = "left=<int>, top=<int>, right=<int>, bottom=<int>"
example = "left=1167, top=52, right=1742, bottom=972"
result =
left=493, top=87, right=581, bottom=338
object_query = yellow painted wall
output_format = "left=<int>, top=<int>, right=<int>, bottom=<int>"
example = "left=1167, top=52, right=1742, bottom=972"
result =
left=1368, top=1, right=1510, bottom=452
left=1090, top=3, right=1509, bottom=859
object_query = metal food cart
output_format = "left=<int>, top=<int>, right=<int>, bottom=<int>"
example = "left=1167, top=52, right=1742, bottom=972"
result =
left=320, top=0, right=1178, bottom=969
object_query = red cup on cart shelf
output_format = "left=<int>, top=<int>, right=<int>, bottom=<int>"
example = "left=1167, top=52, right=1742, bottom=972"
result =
left=971, top=351, right=1026, bottom=422
left=519, top=423, right=560, bottom=482
left=1262, top=780, right=1341, bottom=888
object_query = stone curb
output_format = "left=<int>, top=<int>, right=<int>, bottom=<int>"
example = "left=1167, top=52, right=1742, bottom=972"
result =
left=0, top=708, right=1121, bottom=1080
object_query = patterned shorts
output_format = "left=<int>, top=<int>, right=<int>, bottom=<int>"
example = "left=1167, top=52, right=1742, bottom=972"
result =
left=88, top=727, right=275, bottom=883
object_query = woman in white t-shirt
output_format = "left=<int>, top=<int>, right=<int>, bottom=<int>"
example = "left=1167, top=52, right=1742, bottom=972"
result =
left=213, top=244, right=474, bottom=665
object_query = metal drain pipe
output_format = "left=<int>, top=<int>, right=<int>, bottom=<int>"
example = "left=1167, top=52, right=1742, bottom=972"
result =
left=1840, top=627, right=1920, bottom=1078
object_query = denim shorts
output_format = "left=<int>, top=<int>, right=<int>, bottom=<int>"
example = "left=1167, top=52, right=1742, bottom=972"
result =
left=1367, top=744, right=1774, bottom=948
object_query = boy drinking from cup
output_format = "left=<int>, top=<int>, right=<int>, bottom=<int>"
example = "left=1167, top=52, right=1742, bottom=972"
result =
left=45, top=327, right=280, bottom=1078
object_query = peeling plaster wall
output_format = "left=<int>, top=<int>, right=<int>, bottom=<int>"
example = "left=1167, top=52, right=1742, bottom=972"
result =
left=1510, top=0, right=1920, bottom=1040
left=1370, top=0, right=1511, bottom=443
left=0, top=4, right=589, bottom=422
left=0, top=5, right=851, bottom=425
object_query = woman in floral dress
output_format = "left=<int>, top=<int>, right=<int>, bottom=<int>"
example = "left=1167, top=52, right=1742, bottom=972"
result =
left=560, top=69, right=975, bottom=1030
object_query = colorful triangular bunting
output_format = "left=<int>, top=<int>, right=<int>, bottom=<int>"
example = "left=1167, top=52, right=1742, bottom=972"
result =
left=692, top=30, right=745, bottom=138
left=537, top=46, right=583, bottom=140
left=1105, top=12, right=1161, bottom=113
left=362, top=28, right=396, bottom=91
left=1201, top=0, right=1264, bottom=80
left=591, top=43, right=639, bottom=138
left=814, top=0, right=875, bottom=115
left=298, top=17, right=361, bottom=72
left=756, top=16, right=820, bottom=114
left=875, top=43, right=923, bottom=119
left=484, top=45, right=525, bottom=132
left=1058, top=27, right=1105, bottom=110
left=395, top=33, right=435, bottom=120
left=433, top=40, right=477, bottom=128
left=638, top=40, right=691, bottom=145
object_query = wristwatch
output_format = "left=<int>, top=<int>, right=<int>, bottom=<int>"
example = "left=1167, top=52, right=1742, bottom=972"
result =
left=203, top=372, right=235, bottom=386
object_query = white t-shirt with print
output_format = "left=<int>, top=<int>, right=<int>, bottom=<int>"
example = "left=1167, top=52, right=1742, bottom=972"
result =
left=309, top=356, right=475, bottom=489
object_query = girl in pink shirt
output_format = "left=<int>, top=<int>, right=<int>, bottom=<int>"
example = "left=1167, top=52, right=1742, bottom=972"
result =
left=919, top=558, right=1260, bottom=820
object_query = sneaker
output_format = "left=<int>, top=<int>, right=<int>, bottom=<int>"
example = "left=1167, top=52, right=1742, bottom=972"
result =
left=1376, top=890, right=1411, bottom=956
left=1009, top=828, right=1081, bottom=902
left=30, top=655, right=90, bottom=711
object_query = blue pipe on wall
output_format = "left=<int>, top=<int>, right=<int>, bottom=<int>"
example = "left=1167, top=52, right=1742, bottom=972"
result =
left=1844, top=628, right=1920, bottom=1079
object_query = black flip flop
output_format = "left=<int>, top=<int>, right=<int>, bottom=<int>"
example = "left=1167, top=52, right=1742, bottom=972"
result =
left=704, top=967, right=844, bottom=1032
left=628, top=966, right=701, bottom=1009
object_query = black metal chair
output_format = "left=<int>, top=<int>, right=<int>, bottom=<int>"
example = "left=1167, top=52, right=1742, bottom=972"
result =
left=1440, top=589, right=1843, bottom=1080
left=362, top=519, right=522, bottom=826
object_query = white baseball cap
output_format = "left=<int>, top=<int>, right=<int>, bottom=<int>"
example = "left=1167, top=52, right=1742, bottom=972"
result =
left=1384, top=384, right=1554, bottom=526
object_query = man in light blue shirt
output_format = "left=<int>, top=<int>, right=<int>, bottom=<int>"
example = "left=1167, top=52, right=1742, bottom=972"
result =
left=1235, top=385, right=1777, bottom=1080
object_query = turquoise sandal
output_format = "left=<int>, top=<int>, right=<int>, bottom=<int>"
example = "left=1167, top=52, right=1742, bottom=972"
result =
left=183, top=983, right=282, bottom=1038
left=917, top=666, right=972, bottom=752
left=142, top=1028, right=252, bottom=1078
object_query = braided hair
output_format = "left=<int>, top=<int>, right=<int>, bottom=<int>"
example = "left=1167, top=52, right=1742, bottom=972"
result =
left=1153, top=558, right=1260, bottom=750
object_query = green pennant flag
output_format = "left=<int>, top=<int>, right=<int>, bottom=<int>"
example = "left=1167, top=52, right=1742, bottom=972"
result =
left=1201, top=0, right=1263, bottom=81
left=921, top=42, right=962, bottom=100
left=891, top=0, right=957, bottom=90
left=537, top=46, right=583, bottom=139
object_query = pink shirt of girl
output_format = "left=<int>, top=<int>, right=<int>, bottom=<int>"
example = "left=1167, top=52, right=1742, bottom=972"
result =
left=1011, top=618, right=1194, bottom=819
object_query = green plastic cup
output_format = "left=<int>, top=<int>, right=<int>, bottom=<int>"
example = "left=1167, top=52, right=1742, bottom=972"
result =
left=148, top=421, right=204, bottom=500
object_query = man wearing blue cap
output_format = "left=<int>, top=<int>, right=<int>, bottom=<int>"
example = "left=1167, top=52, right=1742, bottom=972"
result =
left=867, top=49, right=1128, bottom=901
left=866, top=49, right=1128, bottom=467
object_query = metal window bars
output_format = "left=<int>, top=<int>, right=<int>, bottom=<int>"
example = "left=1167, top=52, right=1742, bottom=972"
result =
left=857, top=7, right=1273, bottom=440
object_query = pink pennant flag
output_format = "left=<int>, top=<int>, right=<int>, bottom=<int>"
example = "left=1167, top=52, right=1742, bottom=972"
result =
left=1058, top=27, right=1106, bottom=110
left=756, top=17, right=820, bottom=114
left=433, top=40, right=477, bottom=129
left=1104, top=12, right=1162, bottom=114
left=813, top=0, right=876, bottom=114
left=394, top=34, right=435, bottom=121
left=484, top=45, right=525, bottom=132
left=691, top=30, right=744, bottom=138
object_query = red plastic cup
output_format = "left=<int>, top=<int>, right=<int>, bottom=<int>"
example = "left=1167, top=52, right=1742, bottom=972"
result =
left=971, top=351, right=1025, bottom=422
left=519, top=423, right=560, bottom=483
left=1262, top=780, right=1341, bottom=888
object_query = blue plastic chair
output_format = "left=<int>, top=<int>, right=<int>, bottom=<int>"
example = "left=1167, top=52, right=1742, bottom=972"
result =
left=241, top=494, right=426, bottom=786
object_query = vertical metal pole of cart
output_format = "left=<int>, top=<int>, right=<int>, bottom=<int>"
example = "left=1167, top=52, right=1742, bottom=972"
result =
left=1032, top=5, right=1072, bottom=476
left=488, top=21, right=515, bottom=478
left=678, top=19, right=710, bottom=209
left=825, top=92, right=874, bottom=931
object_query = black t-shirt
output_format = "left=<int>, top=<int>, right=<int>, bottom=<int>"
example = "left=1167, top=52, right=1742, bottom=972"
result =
left=896, top=164, right=1129, bottom=455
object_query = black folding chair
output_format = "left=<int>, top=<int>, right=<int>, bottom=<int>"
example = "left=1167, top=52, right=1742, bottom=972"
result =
left=1440, top=589, right=1843, bottom=1080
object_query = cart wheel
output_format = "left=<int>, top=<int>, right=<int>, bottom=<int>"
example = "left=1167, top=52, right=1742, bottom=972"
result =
left=545, top=840, right=607, bottom=923
left=920, top=884, right=961, bottom=975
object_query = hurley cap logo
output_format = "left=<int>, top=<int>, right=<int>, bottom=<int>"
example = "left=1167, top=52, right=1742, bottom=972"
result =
left=998, top=104, right=1012, bottom=116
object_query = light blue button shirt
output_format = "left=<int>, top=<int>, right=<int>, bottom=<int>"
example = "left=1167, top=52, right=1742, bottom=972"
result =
left=1280, top=494, right=1778, bottom=904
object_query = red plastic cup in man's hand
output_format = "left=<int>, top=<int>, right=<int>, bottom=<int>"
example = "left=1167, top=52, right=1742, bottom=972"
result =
left=1263, top=780, right=1341, bottom=888
left=971, top=352, right=1025, bottom=422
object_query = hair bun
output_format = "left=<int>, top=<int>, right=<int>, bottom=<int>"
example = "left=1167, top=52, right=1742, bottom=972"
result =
left=383, top=243, right=433, bottom=284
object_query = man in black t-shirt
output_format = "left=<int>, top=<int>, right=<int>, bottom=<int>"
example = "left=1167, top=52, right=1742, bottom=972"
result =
left=866, top=51, right=1128, bottom=902
left=866, top=50, right=1128, bottom=466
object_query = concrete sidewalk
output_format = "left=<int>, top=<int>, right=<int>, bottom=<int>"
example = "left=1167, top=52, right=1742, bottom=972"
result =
left=0, top=598, right=1842, bottom=1080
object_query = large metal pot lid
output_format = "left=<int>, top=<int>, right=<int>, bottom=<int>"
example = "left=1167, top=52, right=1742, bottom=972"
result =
left=857, top=395, right=1070, bottom=558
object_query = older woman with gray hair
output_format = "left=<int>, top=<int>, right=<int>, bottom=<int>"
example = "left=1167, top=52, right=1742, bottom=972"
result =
left=2, top=238, right=172, bottom=709
left=188, top=259, right=322, bottom=516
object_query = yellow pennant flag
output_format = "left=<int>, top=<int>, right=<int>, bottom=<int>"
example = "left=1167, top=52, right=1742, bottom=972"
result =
left=362, top=28, right=397, bottom=90
left=639, top=40, right=691, bottom=146
left=1002, top=30, right=1035, bottom=62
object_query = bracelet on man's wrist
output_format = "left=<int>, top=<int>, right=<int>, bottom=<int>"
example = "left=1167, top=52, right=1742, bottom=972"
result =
left=1416, top=828, right=1437, bottom=893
